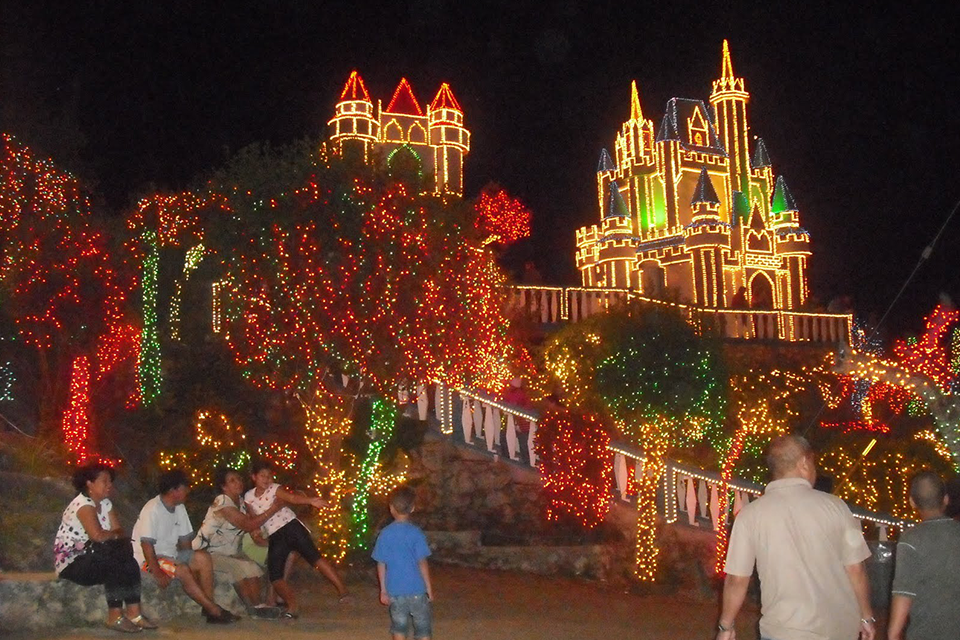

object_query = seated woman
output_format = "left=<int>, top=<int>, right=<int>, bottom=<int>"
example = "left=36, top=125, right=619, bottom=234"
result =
left=194, top=467, right=282, bottom=618
left=54, top=462, right=157, bottom=633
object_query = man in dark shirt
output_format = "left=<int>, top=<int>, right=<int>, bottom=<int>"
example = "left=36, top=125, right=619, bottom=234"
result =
left=889, top=471, right=960, bottom=640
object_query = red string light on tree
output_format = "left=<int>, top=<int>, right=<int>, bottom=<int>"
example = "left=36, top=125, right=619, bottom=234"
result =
left=535, top=409, right=612, bottom=529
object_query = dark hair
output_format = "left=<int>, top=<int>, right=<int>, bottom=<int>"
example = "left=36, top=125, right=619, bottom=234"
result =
left=214, top=467, right=241, bottom=491
left=250, top=459, right=274, bottom=475
left=389, top=485, right=416, bottom=516
left=72, top=463, right=115, bottom=493
left=910, top=471, right=946, bottom=511
left=158, top=469, right=190, bottom=495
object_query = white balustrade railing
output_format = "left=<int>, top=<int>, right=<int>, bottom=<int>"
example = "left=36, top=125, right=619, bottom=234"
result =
left=507, top=285, right=853, bottom=345
left=426, top=381, right=899, bottom=539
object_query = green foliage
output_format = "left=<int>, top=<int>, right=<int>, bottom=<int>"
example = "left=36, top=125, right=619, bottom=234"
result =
left=544, top=304, right=727, bottom=451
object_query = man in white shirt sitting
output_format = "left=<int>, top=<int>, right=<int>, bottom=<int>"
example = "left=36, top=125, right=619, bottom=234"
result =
left=131, top=469, right=239, bottom=624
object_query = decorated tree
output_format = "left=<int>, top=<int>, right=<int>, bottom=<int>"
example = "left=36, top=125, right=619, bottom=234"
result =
left=216, top=148, right=521, bottom=553
left=543, top=304, right=726, bottom=580
left=535, top=409, right=612, bottom=530
left=0, top=133, right=136, bottom=460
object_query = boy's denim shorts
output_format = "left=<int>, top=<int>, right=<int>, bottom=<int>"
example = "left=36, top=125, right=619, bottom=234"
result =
left=389, top=593, right=432, bottom=638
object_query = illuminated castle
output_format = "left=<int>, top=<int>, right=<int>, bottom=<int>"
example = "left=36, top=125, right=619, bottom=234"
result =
left=328, top=71, right=470, bottom=195
left=576, top=41, right=811, bottom=310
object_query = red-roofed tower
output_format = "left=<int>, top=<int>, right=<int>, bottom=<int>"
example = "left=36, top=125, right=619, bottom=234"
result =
left=328, top=71, right=380, bottom=162
left=429, top=83, right=470, bottom=194
left=327, top=73, right=470, bottom=195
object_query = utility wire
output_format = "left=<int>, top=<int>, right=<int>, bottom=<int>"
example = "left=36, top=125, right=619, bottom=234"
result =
left=801, top=195, right=960, bottom=436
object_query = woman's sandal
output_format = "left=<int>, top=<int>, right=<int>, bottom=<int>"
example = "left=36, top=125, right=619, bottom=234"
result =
left=279, top=610, right=299, bottom=619
left=129, top=614, right=158, bottom=630
left=105, top=617, right=142, bottom=633
left=337, top=594, right=353, bottom=604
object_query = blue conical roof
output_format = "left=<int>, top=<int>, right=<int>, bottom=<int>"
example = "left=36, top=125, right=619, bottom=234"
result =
left=604, top=181, right=630, bottom=219
left=691, top=167, right=720, bottom=205
left=752, top=138, right=771, bottom=168
left=597, top=148, right=615, bottom=173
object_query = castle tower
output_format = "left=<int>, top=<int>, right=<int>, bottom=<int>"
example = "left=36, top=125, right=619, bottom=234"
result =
left=655, top=101, right=682, bottom=229
left=428, top=83, right=470, bottom=195
left=328, top=71, right=379, bottom=162
left=615, top=81, right=655, bottom=171
left=769, top=176, right=811, bottom=309
left=710, top=40, right=751, bottom=210
left=684, top=167, right=730, bottom=306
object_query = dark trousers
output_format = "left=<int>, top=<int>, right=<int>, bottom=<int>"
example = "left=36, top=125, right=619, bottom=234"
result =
left=59, top=540, right=141, bottom=608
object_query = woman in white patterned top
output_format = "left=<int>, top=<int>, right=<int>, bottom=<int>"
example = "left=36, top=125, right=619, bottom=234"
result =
left=54, top=463, right=156, bottom=633
left=244, top=459, right=349, bottom=618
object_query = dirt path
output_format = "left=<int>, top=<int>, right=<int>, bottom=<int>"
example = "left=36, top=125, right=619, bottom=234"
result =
left=14, top=564, right=759, bottom=639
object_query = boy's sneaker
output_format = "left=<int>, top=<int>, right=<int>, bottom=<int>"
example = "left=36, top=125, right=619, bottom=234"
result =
left=248, top=605, right=282, bottom=620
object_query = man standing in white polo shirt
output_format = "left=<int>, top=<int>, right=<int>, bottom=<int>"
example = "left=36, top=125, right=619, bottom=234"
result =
left=716, top=435, right=876, bottom=640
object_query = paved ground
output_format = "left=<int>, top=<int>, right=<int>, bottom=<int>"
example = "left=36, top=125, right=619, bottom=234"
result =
left=13, top=564, right=760, bottom=639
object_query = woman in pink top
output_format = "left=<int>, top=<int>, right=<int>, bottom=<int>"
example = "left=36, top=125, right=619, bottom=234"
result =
left=244, top=460, right=349, bottom=617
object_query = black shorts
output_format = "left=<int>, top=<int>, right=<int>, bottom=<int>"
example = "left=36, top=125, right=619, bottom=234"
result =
left=267, top=519, right=321, bottom=581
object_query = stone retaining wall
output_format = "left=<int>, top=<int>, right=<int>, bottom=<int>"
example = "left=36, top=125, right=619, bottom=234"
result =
left=0, top=571, right=243, bottom=633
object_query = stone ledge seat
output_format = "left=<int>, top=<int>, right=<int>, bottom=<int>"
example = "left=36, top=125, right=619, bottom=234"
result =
left=0, top=571, right=243, bottom=632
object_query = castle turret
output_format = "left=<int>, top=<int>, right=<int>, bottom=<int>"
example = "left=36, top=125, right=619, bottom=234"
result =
left=328, top=71, right=379, bottom=162
left=615, top=81, right=655, bottom=170
left=684, top=167, right=730, bottom=306
left=428, top=83, right=470, bottom=195
left=710, top=41, right=751, bottom=209
left=769, top=175, right=810, bottom=309
left=655, top=100, right=682, bottom=229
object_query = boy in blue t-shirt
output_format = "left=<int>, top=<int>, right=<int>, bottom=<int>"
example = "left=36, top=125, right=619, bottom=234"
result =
left=372, top=486, right=433, bottom=640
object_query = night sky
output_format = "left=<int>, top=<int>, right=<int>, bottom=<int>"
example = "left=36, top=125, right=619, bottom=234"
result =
left=3, top=1, right=959, bottom=337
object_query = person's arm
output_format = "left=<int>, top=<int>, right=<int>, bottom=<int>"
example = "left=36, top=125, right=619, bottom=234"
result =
left=716, top=573, right=750, bottom=640
left=275, top=486, right=327, bottom=509
left=419, top=558, right=433, bottom=602
left=141, top=540, right=172, bottom=588
left=377, top=562, right=389, bottom=605
left=844, top=562, right=876, bottom=640
left=106, top=508, right=125, bottom=537
left=75, top=504, right=122, bottom=543
left=887, top=594, right=912, bottom=640
left=218, top=501, right=280, bottom=533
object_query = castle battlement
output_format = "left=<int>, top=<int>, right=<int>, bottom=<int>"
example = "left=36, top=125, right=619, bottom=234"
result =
left=577, top=42, right=810, bottom=311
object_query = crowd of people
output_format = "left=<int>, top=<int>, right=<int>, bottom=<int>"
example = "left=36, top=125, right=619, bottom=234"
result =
left=54, top=462, right=433, bottom=638
left=55, top=432, right=960, bottom=640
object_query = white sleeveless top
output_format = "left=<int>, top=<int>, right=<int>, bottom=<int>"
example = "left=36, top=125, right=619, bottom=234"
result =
left=53, top=493, right=112, bottom=574
left=244, top=483, right=296, bottom=536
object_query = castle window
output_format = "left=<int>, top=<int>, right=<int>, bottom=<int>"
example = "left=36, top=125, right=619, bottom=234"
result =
left=408, top=122, right=427, bottom=144
left=688, top=105, right=710, bottom=147
left=384, top=120, right=404, bottom=142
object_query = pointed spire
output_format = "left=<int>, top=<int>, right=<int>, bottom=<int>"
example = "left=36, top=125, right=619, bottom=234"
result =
left=691, top=167, right=720, bottom=206
left=429, top=83, right=462, bottom=112
left=771, top=176, right=798, bottom=213
left=721, top=39, right=735, bottom=81
left=339, top=70, right=371, bottom=102
left=749, top=204, right=765, bottom=230
left=385, top=78, right=423, bottom=116
left=656, top=108, right=679, bottom=142
left=597, top=148, right=615, bottom=173
left=752, top=138, right=771, bottom=168
left=605, top=181, right=630, bottom=218
left=630, top=81, right=643, bottom=121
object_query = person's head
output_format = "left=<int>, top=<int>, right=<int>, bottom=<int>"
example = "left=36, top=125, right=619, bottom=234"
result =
left=158, top=469, right=190, bottom=504
left=215, top=467, right=244, bottom=499
left=72, top=462, right=115, bottom=501
left=251, top=460, right=275, bottom=490
left=389, top=485, right=417, bottom=519
left=765, top=435, right=816, bottom=483
left=909, top=470, right=948, bottom=516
